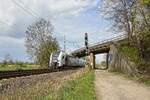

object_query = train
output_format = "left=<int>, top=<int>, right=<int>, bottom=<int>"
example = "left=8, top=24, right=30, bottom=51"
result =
left=49, top=50, right=85, bottom=68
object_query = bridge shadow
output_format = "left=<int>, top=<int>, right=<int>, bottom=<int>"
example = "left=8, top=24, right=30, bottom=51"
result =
left=94, top=66, right=108, bottom=70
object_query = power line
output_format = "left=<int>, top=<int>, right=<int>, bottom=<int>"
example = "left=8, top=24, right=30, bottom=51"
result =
left=51, top=32, right=84, bottom=49
left=11, top=0, right=39, bottom=19
left=0, top=19, right=18, bottom=27
left=67, top=41, right=83, bottom=48
left=12, top=0, right=56, bottom=22
left=17, top=0, right=40, bottom=17
left=0, top=20, right=19, bottom=32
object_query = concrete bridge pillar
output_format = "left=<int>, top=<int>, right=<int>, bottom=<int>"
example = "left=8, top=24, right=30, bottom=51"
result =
left=89, top=53, right=95, bottom=69
left=106, top=53, right=109, bottom=69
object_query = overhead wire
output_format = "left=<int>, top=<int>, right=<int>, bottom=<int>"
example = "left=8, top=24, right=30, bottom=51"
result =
left=11, top=0, right=39, bottom=19
left=0, top=20, right=20, bottom=32
left=0, top=0, right=40, bottom=33
left=68, top=41, right=83, bottom=48
left=16, top=0, right=40, bottom=18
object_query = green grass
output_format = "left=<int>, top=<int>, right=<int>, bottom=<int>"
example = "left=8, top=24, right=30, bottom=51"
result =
left=137, top=75, right=150, bottom=86
left=57, top=70, right=95, bottom=100
left=119, top=45, right=139, bottom=62
left=0, top=64, right=40, bottom=71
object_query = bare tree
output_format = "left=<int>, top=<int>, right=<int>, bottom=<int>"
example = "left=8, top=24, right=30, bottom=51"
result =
left=99, top=0, right=150, bottom=72
left=100, top=0, right=136, bottom=43
left=99, top=0, right=150, bottom=57
left=4, top=53, right=13, bottom=63
left=25, top=18, right=59, bottom=67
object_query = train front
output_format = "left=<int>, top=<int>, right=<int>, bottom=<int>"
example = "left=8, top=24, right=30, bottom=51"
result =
left=49, top=51, right=61, bottom=68
left=49, top=51, right=66, bottom=69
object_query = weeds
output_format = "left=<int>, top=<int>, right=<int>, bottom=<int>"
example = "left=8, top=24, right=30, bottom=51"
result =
left=57, top=70, right=95, bottom=100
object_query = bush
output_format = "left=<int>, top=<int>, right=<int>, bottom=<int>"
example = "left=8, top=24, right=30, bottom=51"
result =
left=1, top=61, right=8, bottom=67
left=15, top=61, right=27, bottom=68
left=119, top=45, right=139, bottom=62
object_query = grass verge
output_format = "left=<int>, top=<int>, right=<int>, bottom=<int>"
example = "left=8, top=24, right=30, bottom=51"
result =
left=57, top=70, right=95, bottom=100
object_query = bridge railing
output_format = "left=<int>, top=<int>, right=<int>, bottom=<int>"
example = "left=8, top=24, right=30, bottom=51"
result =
left=72, top=34, right=127, bottom=53
left=89, top=34, right=127, bottom=47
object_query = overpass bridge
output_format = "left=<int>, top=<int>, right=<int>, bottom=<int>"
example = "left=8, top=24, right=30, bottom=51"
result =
left=71, top=34, right=127, bottom=68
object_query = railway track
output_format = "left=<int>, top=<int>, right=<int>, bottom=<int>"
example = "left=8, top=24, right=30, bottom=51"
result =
left=0, top=66, right=81, bottom=80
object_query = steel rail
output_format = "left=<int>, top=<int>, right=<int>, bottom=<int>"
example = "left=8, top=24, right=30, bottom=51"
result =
left=0, top=66, right=80, bottom=80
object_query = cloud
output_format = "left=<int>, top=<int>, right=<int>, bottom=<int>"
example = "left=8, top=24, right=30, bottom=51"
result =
left=0, top=36, right=24, bottom=44
left=46, top=0, right=98, bottom=16
left=0, top=36, right=29, bottom=61
left=0, top=0, right=112, bottom=62
left=0, top=0, right=98, bottom=38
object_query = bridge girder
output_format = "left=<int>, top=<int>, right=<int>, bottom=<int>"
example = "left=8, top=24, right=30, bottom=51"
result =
left=72, top=44, right=110, bottom=57
left=71, top=34, right=127, bottom=57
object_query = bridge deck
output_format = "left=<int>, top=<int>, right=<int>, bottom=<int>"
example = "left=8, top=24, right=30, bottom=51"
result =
left=71, top=34, right=127, bottom=57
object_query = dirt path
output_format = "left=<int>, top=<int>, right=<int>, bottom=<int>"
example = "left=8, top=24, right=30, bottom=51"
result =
left=95, top=70, right=150, bottom=100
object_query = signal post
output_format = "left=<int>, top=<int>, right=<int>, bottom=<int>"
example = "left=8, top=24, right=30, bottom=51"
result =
left=85, top=33, right=95, bottom=69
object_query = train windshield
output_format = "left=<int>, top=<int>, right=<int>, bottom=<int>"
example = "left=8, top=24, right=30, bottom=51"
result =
left=52, top=51, right=60, bottom=60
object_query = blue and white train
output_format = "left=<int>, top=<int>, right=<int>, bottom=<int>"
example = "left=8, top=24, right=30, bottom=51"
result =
left=49, top=51, right=85, bottom=68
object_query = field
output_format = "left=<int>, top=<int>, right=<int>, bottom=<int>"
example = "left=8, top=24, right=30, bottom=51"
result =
left=0, top=64, right=40, bottom=71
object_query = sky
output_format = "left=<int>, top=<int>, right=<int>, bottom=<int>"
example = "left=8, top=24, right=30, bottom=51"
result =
left=0, top=0, right=120, bottom=62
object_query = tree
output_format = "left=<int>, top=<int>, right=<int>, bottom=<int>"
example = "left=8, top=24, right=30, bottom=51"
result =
left=100, top=0, right=136, bottom=43
left=100, top=0, right=150, bottom=59
left=37, top=38, right=59, bottom=67
left=136, top=0, right=150, bottom=59
left=3, top=53, right=13, bottom=64
left=25, top=18, right=59, bottom=67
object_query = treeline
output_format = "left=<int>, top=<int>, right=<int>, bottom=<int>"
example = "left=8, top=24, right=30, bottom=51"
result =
left=0, top=53, right=34, bottom=68
left=100, top=0, right=150, bottom=72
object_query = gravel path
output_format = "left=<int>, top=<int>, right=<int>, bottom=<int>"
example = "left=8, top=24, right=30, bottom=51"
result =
left=95, top=70, right=150, bottom=100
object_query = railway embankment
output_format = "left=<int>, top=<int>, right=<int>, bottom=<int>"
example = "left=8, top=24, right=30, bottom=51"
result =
left=0, top=68, right=91, bottom=100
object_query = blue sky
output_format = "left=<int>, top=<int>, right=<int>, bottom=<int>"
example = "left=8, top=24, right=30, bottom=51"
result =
left=0, top=0, right=118, bottom=62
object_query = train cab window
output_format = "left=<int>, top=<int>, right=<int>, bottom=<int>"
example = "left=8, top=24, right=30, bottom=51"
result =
left=52, top=51, right=60, bottom=60
left=62, top=56, right=64, bottom=59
